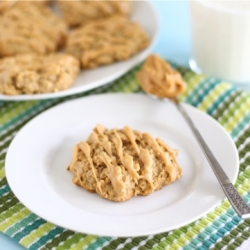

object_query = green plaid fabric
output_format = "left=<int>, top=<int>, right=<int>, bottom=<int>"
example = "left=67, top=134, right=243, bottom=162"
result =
left=0, top=65, right=250, bottom=250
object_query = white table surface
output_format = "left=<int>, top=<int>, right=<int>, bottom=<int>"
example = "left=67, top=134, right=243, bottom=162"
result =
left=0, top=1, right=191, bottom=249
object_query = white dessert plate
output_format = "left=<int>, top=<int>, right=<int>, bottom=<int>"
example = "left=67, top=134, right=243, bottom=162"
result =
left=5, top=93, right=239, bottom=237
left=0, top=1, right=159, bottom=101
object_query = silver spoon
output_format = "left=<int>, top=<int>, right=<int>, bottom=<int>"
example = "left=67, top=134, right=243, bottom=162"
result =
left=171, top=97, right=250, bottom=218
left=148, top=92, right=250, bottom=218
left=137, top=54, right=250, bottom=218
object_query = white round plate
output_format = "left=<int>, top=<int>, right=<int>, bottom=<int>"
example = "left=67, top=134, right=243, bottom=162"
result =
left=5, top=93, right=239, bottom=237
left=0, top=1, right=159, bottom=101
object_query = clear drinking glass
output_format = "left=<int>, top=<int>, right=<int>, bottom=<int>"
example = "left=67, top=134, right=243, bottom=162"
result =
left=189, top=0, right=250, bottom=89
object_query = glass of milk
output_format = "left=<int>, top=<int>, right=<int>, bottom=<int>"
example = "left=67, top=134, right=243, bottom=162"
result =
left=189, top=0, right=250, bottom=89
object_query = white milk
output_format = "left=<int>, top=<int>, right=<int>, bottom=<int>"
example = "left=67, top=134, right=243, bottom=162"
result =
left=190, top=0, right=250, bottom=86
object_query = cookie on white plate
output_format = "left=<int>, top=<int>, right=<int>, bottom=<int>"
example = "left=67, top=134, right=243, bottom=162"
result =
left=68, top=124, right=183, bottom=202
left=58, top=0, right=132, bottom=27
left=65, top=16, right=150, bottom=69
left=0, top=53, right=80, bottom=95
left=0, top=3, right=67, bottom=57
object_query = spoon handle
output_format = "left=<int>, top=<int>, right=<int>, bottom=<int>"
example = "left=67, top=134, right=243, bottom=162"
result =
left=175, top=100, right=250, bottom=218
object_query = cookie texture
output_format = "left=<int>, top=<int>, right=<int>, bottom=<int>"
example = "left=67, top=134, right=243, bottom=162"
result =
left=68, top=124, right=183, bottom=202
left=0, top=3, right=67, bottom=57
left=137, top=55, right=187, bottom=98
left=58, top=0, right=132, bottom=27
left=0, top=54, right=80, bottom=95
left=0, top=1, right=50, bottom=15
left=65, top=16, right=150, bottom=69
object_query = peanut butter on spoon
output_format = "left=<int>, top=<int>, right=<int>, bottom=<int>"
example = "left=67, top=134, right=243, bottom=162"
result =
left=137, top=54, right=186, bottom=99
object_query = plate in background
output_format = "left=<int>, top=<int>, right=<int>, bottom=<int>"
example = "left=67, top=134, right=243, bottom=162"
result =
left=0, top=1, right=159, bottom=101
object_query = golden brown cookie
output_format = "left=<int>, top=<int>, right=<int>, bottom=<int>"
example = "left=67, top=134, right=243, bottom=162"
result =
left=137, top=55, right=187, bottom=99
left=0, top=0, right=50, bottom=15
left=65, top=16, right=150, bottom=69
left=0, top=3, right=67, bottom=57
left=68, top=124, right=183, bottom=202
left=58, top=0, right=132, bottom=27
left=0, top=53, right=80, bottom=95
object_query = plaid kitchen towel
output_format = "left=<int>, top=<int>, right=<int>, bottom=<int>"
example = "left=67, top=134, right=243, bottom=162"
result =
left=0, top=64, right=250, bottom=250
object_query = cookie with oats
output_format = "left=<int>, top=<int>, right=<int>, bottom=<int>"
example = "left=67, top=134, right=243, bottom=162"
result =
left=0, top=0, right=50, bottom=15
left=68, top=124, right=183, bottom=202
left=58, top=0, right=132, bottom=27
left=65, top=16, right=150, bottom=69
left=0, top=4, right=67, bottom=57
left=0, top=53, right=80, bottom=95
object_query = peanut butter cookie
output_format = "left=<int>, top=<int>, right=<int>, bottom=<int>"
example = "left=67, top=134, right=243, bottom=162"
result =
left=0, top=0, right=50, bottom=15
left=0, top=4, right=67, bottom=57
left=65, top=16, right=150, bottom=69
left=58, top=0, right=132, bottom=27
left=68, top=124, right=183, bottom=202
left=0, top=53, right=80, bottom=95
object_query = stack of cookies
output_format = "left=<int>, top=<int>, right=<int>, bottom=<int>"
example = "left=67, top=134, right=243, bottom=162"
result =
left=0, top=0, right=150, bottom=95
